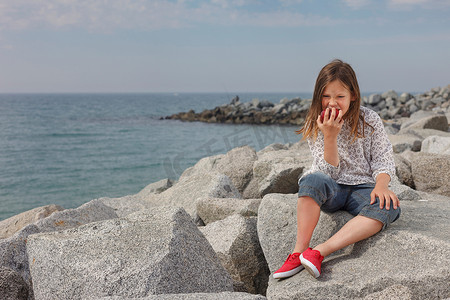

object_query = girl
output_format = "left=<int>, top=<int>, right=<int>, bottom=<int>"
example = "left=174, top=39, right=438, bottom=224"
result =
left=273, top=59, right=400, bottom=279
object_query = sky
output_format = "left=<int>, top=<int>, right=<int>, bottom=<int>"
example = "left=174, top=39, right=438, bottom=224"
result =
left=0, top=0, right=449, bottom=93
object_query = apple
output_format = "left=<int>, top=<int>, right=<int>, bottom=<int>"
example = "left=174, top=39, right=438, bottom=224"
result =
left=320, top=108, right=340, bottom=122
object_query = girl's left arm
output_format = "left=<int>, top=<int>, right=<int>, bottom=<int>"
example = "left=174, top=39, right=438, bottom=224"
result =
left=370, top=173, right=399, bottom=210
left=367, top=109, right=399, bottom=209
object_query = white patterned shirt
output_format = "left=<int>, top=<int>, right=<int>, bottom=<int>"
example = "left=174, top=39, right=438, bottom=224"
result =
left=302, top=106, right=396, bottom=185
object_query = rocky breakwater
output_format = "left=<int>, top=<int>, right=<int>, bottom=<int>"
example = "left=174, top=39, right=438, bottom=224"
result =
left=163, top=85, right=450, bottom=126
left=1, top=100, right=450, bottom=299
left=164, top=96, right=310, bottom=125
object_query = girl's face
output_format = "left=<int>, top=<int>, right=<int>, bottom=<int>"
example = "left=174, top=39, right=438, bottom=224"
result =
left=321, top=80, right=355, bottom=115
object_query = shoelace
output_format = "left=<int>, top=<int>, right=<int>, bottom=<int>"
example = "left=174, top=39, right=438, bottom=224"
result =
left=288, top=253, right=299, bottom=261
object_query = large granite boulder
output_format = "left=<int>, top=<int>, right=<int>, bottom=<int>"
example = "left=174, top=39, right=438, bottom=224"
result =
left=27, top=207, right=233, bottom=299
left=135, top=178, right=174, bottom=197
left=399, top=113, right=448, bottom=133
left=389, top=176, right=421, bottom=201
left=245, top=142, right=312, bottom=198
left=0, top=199, right=118, bottom=297
left=156, top=173, right=241, bottom=219
left=196, top=197, right=261, bottom=225
left=421, top=135, right=450, bottom=155
left=257, top=193, right=450, bottom=299
left=394, top=153, right=415, bottom=188
left=0, top=204, right=64, bottom=239
left=99, top=194, right=154, bottom=218
left=213, top=146, right=258, bottom=194
left=388, top=133, right=422, bottom=153
left=411, top=152, right=450, bottom=197
left=101, top=291, right=267, bottom=299
left=96, top=180, right=175, bottom=218
left=200, top=215, right=269, bottom=295
left=257, top=194, right=353, bottom=272
left=0, top=266, right=29, bottom=300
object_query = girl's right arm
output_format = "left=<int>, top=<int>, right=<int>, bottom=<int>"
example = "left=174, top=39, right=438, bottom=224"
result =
left=317, top=110, right=343, bottom=167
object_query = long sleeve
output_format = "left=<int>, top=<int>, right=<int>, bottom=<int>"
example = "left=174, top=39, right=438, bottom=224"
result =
left=367, top=110, right=396, bottom=182
left=301, top=106, right=396, bottom=185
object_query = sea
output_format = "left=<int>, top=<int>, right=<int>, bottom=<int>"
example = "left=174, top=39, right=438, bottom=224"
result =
left=0, top=92, right=311, bottom=221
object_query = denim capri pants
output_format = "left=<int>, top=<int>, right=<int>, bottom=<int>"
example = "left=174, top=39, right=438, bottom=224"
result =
left=298, top=172, right=400, bottom=229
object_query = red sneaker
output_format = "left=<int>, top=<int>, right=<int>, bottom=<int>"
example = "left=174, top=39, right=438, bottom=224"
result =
left=300, top=248, right=324, bottom=279
left=273, top=252, right=303, bottom=279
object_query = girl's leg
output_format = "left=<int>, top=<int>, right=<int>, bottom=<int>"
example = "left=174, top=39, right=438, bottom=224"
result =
left=293, top=196, right=321, bottom=254
left=313, top=215, right=382, bottom=257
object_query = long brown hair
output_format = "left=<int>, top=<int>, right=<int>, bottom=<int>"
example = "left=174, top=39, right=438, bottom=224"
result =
left=296, top=59, right=372, bottom=142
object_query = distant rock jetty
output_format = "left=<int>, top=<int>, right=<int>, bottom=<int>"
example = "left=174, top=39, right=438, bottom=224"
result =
left=163, top=85, right=450, bottom=125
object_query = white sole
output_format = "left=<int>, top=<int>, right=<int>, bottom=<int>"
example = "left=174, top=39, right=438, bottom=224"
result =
left=273, top=265, right=304, bottom=279
left=300, top=254, right=320, bottom=279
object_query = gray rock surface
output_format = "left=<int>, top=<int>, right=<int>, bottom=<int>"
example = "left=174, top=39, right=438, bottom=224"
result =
left=363, top=284, right=413, bottom=300
left=411, top=152, right=450, bottom=196
left=98, top=292, right=267, bottom=300
left=196, top=197, right=261, bottom=225
left=0, top=266, right=29, bottom=300
left=0, top=199, right=118, bottom=298
left=136, top=178, right=174, bottom=197
left=258, top=193, right=450, bottom=300
left=257, top=194, right=353, bottom=273
left=399, top=114, right=448, bottom=132
left=27, top=207, right=233, bottom=299
left=0, top=204, right=64, bottom=239
left=248, top=142, right=312, bottom=198
left=389, top=177, right=421, bottom=201
left=141, top=172, right=241, bottom=220
left=421, top=135, right=450, bottom=155
left=200, top=215, right=269, bottom=295
left=388, top=134, right=422, bottom=153
left=213, top=146, right=258, bottom=194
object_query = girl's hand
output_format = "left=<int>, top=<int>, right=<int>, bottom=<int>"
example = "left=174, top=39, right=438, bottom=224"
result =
left=317, top=108, right=343, bottom=138
left=370, top=185, right=400, bottom=210
left=371, top=173, right=399, bottom=210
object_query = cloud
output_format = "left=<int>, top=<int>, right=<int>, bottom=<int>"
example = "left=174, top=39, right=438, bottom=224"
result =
left=387, top=0, right=450, bottom=9
left=342, top=0, right=371, bottom=9
left=0, top=0, right=341, bottom=32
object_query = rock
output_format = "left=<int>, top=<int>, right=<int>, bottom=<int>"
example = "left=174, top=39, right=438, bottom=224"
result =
left=213, top=146, right=258, bottom=194
left=0, top=199, right=118, bottom=295
left=258, top=193, right=450, bottom=300
left=421, top=135, right=450, bottom=155
left=272, top=104, right=286, bottom=114
left=0, top=204, right=64, bottom=239
left=99, top=195, right=155, bottom=218
left=367, top=94, right=382, bottom=105
left=199, top=215, right=270, bottom=295
left=196, top=197, right=261, bottom=225
left=101, top=291, right=267, bottom=300
left=178, top=154, right=224, bottom=181
left=0, top=266, right=29, bottom=300
left=400, top=114, right=448, bottom=132
left=257, top=194, right=353, bottom=273
left=382, top=90, right=398, bottom=100
left=27, top=207, right=234, bottom=299
left=136, top=178, right=174, bottom=197
left=389, top=177, right=421, bottom=201
left=411, top=152, right=450, bottom=197
left=258, top=143, right=289, bottom=154
left=146, top=172, right=241, bottom=220
left=399, top=92, right=413, bottom=104
left=230, top=95, right=240, bottom=105
left=363, top=284, right=413, bottom=300
left=402, top=129, right=450, bottom=142
left=387, top=134, right=422, bottom=153
left=248, top=145, right=312, bottom=198
left=394, top=153, right=414, bottom=188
